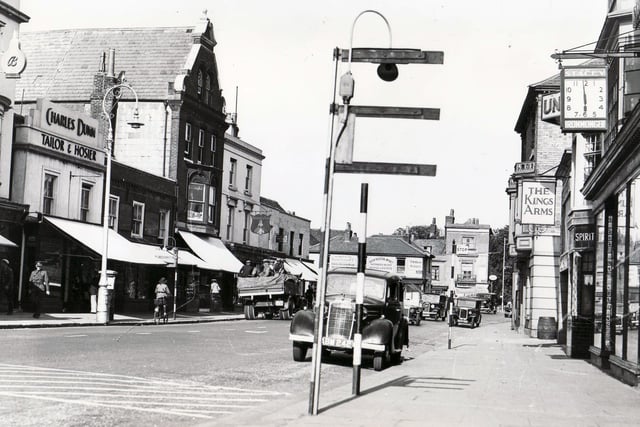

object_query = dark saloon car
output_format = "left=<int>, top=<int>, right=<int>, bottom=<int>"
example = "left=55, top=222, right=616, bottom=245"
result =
left=289, top=268, right=409, bottom=371
left=451, top=297, right=483, bottom=328
left=423, top=293, right=448, bottom=321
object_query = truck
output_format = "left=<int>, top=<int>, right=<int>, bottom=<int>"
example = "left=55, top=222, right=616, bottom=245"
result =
left=237, top=271, right=304, bottom=320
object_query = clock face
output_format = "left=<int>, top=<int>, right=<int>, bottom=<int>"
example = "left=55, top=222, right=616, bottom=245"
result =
left=563, top=78, right=606, bottom=119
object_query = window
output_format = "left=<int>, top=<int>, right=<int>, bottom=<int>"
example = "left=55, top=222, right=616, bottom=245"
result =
left=207, top=186, right=216, bottom=224
left=584, top=134, right=602, bottom=182
left=397, top=258, right=406, bottom=275
left=196, top=129, right=204, bottom=163
left=108, top=196, right=119, bottom=230
left=462, top=236, right=476, bottom=250
left=197, top=69, right=203, bottom=95
left=461, top=261, right=473, bottom=279
left=289, top=231, right=295, bottom=256
left=187, top=182, right=205, bottom=222
left=158, top=210, right=169, bottom=242
left=245, top=165, right=253, bottom=193
left=229, top=158, right=237, bottom=188
left=210, top=134, right=216, bottom=165
left=80, top=183, right=91, bottom=221
left=42, top=173, right=56, bottom=215
left=226, top=206, right=234, bottom=240
left=206, top=74, right=212, bottom=105
left=277, top=228, right=285, bottom=252
left=431, top=266, right=440, bottom=281
left=298, top=233, right=304, bottom=256
left=184, top=122, right=192, bottom=157
left=243, top=210, right=250, bottom=244
left=132, top=201, right=145, bottom=238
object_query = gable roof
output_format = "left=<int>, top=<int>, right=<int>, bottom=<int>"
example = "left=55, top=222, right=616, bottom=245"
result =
left=16, top=25, right=211, bottom=101
left=310, top=235, right=427, bottom=257
left=412, top=238, right=446, bottom=256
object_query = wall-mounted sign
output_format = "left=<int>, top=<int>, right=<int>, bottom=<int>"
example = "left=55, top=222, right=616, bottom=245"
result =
left=521, top=180, right=556, bottom=225
left=250, top=214, right=272, bottom=235
left=541, top=92, right=560, bottom=124
left=34, top=98, right=99, bottom=147
left=514, top=161, right=535, bottom=175
left=456, top=245, right=469, bottom=255
left=329, top=254, right=357, bottom=270
left=366, top=256, right=396, bottom=273
left=405, top=258, right=423, bottom=279
left=573, top=224, right=596, bottom=249
left=561, top=66, right=607, bottom=132
left=1, top=32, right=27, bottom=78
left=515, top=236, right=532, bottom=251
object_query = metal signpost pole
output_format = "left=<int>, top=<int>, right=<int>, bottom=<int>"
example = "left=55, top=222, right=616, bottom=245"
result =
left=173, top=246, right=178, bottom=320
left=353, top=183, right=368, bottom=396
left=501, top=237, right=506, bottom=312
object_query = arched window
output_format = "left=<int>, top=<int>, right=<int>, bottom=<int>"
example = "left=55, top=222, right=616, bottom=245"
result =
left=197, top=69, right=203, bottom=96
left=205, top=73, right=212, bottom=105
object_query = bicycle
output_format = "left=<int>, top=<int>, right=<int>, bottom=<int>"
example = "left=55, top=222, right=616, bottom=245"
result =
left=154, top=297, right=169, bottom=324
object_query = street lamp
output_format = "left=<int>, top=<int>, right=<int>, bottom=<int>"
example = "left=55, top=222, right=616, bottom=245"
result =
left=97, top=83, right=144, bottom=324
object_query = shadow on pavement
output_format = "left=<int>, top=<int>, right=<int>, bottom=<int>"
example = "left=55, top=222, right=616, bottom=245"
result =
left=319, top=375, right=475, bottom=414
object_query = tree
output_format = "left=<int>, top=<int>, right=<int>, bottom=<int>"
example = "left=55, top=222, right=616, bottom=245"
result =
left=488, top=226, right=515, bottom=305
left=392, top=225, right=437, bottom=239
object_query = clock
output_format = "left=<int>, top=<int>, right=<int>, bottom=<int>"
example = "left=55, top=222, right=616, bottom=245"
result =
left=561, top=67, right=607, bottom=132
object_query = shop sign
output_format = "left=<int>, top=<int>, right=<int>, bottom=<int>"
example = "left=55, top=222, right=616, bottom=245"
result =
left=1, top=33, right=27, bottom=78
left=329, top=254, right=357, bottom=270
left=366, top=256, right=396, bottom=273
left=573, top=224, right=595, bottom=249
left=514, top=161, right=536, bottom=175
left=515, top=236, right=532, bottom=251
left=456, top=244, right=468, bottom=254
left=405, top=258, right=423, bottom=278
left=541, top=92, right=560, bottom=124
left=521, top=180, right=556, bottom=225
left=35, top=98, right=99, bottom=147
left=36, top=130, right=104, bottom=165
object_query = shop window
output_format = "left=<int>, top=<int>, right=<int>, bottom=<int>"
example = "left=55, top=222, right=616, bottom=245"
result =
left=594, top=210, right=605, bottom=350
left=80, top=183, right=92, bottom=222
left=184, top=122, right=192, bottom=157
left=628, top=178, right=640, bottom=364
left=187, top=182, right=205, bottom=222
left=615, top=188, right=628, bottom=359
left=131, top=201, right=145, bottom=238
left=42, top=173, right=57, bottom=215
left=108, top=196, right=119, bottom=230
left=432, top=266, right=440, bottom=281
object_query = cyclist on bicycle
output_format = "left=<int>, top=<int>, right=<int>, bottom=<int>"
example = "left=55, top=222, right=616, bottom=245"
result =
left=154, top=277, right=171, bottom=322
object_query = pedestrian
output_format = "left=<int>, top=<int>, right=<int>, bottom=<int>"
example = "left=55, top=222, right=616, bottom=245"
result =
left=0, top=259, right=14, bottom=315
left=210, top=278, right=221, bottom=312
left=239, top=260, right=253, bottom=277
left=28, top=261, right=50, bottom=318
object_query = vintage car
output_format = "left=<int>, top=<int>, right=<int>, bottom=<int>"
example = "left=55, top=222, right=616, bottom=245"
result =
left=403, top=284, right=424, bottom=326
left=289, top=268, right=410, bottom=371
left=451, top=297, right=483, bottom=328
left=422, top=293, right=448, bottom=321
left=476, top=292, right=497, bottom=314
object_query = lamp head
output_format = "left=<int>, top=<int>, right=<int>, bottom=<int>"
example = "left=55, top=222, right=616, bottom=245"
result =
left=377, top=63, right=398, bottom=82
left=127, top=108, right=144, bottom=129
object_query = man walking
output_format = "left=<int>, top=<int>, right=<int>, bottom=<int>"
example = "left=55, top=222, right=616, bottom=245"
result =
left=28, top=261, right=50, bottom=318
left=0, top=259, right=14, bottom=315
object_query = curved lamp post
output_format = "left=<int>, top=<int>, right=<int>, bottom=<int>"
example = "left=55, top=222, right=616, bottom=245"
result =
left=97, top=83, right=144, bottom=324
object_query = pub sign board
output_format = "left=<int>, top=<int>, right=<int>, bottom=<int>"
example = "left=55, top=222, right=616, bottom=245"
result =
left=521, top=180, right=556, bottom=225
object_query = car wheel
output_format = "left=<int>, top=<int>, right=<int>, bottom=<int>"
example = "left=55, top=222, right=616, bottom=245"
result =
left=373, top=352, right=386, bottom=371
left=244, top=305, right=256, bottom=320
left=293, top=343, right=308, bottom=362
left=470, top=319, right=476, bottom=329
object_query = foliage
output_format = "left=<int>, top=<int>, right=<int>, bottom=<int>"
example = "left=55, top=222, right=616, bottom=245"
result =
left=392, top=225, right=438, bottom=239
left=488, top=225, right=515, bottom=303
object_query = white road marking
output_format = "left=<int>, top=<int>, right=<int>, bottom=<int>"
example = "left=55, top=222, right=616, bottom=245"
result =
left=0, top=363, right=289, bottom=421
left=63, top=334, right=88, bottom=338
left=245, top=330, right=268, bottom=334
left=187, top=330, right=200, bottom=333
left=136, top=332, right=152, bottom=335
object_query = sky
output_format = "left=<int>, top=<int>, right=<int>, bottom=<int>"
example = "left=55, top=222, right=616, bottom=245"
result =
left=19, top=0, right=606, bottom=235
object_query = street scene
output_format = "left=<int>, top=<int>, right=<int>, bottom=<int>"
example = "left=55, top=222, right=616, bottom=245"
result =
left=2, top=0, right=640, bottom=426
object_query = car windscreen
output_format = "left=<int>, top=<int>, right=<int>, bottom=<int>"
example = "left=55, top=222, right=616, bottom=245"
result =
left=326, top=274, right=386, bottom=302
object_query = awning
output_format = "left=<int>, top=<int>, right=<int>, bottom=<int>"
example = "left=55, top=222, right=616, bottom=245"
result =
left=285, top=258, right=318, bottom=281
left=178, top=230, right=243, bottom=273
left=151, top=245, right=217, bottom=269
left=302, top=260, right=318, bottom=274
left=0, top=234, right=18, bottom=247
left=46, top=216, right=166, bottom=265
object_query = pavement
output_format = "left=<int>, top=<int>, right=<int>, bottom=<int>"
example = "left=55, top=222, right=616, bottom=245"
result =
left=2, top=311, right=640, bottom=426
left=213, top=318, right=640, bottom=427
left=0, top=308, right=244, bottom=328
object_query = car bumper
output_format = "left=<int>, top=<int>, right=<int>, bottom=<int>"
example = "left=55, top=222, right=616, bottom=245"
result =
left=288, top=333, right=385, bottom=352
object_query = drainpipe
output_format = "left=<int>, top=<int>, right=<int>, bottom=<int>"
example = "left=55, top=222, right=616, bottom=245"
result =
left=163, top=101, right=169, bottom=177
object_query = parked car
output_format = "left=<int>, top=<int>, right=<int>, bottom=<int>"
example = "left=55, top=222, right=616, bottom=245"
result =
left=403, top=284, right=424, bottom=326
left=451, top=297, right=483, bottom=328
left=422, top=293, right=448, bottom=321
left=289, top=268, right=410, bottom=371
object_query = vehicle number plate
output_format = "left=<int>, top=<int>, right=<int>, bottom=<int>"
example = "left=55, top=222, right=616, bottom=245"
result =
left=322, top=336, right=353, bottom=348
left=275, top=300, right=284, bottom=307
